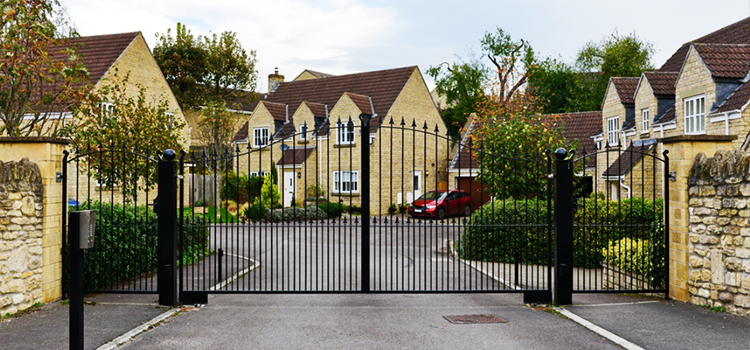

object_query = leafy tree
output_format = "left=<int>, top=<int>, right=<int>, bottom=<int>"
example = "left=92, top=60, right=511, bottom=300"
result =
left=528, top=31, right=655, bottom=113
left=153, top=23, right=207, bottom=110
left=153, top=24, right=258, bottom=110
left=192, top=101, right=241, bottom=170
left=480, top=28, right=536, bottom=105
left=0, top=0, right=89, bottom=137
left=63, top=71, right=186, bottom=200
left=426, top=60, right=487, bottom=138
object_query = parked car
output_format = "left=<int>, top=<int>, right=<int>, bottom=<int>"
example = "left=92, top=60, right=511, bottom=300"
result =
left=408, top=190, right=471, bottom=219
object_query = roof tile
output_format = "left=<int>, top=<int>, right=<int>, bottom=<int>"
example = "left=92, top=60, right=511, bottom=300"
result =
left=643, top=71, right=678, bottom=95
left=660, top=17, right=750, bottom=72
left=611, top=77, right=639, bottom=104
left=716, top=80, right=750, bottom=113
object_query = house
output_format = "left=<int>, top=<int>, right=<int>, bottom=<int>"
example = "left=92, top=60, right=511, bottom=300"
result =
left=232, top=66, right=448, bottom=213
left=596, top=17, right=750, bottom=200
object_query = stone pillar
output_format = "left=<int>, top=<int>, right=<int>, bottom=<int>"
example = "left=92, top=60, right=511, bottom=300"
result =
left=661, top=135, right=735, bottom=301
left=0, top=137, right=69, bottom=303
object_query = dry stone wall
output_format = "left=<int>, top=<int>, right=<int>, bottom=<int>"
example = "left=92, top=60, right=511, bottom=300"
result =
left=688, top=150, right=750, bottom=316
left=0, top=158, right=44, bottom=315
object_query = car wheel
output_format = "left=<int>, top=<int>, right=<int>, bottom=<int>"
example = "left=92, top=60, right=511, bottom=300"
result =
left=463, top=205, right=471, bottom=216
left=437, top=208, right=445, bottom=220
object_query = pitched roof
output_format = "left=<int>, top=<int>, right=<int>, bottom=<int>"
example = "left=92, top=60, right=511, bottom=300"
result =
left=302, top=102, right=328, bottom=118
left=275, top=120, right=296, bottom=140
left=346, top=93, right=375, bottom=114
left=692, top=43, right=750, bottom=79
left=602, top=144, right=653, bottom=177
left=715, top=80, right=750, bottom=113
left=260, top=101, right=288, bottom=122
left=50, top=32, right=139, bottom=88
left=233, top=122, right=249, bottom=141
left=276, top=147, right=315, bottom=166
left=294, top=69, right=336, bottom=81
left=643, top=71, right=678, bottom=95
left=547, top=111, right=603, bottom=167
left=611, top=77, right=639, bottom=104
left=264, top=66, right=417, bottom=118
left=660, top=17, right=750, bottom=72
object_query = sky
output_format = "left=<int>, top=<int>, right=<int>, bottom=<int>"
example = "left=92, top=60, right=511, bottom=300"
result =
left=61, top=0, right=750, bottom=92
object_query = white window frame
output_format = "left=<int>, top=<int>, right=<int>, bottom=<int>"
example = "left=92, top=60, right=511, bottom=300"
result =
left=299, top=124, right=308, bottom=141
left=250, top=171, right=270, bottom=177
left=684, top=95, right=705, bottom=135
left=333, top=171, right=359, bottom=193
left=336, top=121, right=355, bottom=145
left=253, top=127, right=269, bottom=148
left=607, top=116, right=620, bottom=146
left=641, top=108, right=649, bottom=133
left=99, top=102, right=115, bottom=125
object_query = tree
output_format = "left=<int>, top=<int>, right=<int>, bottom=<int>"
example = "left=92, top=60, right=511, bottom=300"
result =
left=63, top=71, right=186, bottom=199
left=153, top=23, right=207, bottom=110
left=0, top=0, right=89, bottom=137
left=192, top=101, right=241, bottom=170
left=426, top=60, right=487, bottom=138
left=153, top=24, right=259, bottom=110
left=528, top=31, right=655, bottom=113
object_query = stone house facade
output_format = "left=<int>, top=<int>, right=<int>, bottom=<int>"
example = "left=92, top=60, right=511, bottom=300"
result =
left=232, top=66, right=448, bottom=213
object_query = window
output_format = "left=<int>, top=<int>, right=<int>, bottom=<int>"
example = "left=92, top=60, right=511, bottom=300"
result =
left=336, top=121, right=355, bottom=145
left=299, top=124, right=308, bottom=141
left=253, top=127, right=269, bottom=148
left=684, top=95, right=705, bottom=134
left=333, top=171, right=359, bottom=193
left=641, top=108, right=649, bottom=132
left=99, top=102, right=115, bottom=124
left=607, top=117, right=620, bottom=146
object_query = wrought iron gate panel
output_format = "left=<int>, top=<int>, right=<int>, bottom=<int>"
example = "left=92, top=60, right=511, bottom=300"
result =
left=569, top=145, right=669, bottom=294
left=177, top=116, right=554, bottom=295
left=63, top=147, right=160, bottom=294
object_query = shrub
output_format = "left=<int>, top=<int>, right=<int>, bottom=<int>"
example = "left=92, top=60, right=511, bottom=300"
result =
left=243, top=200, right=267, bottom=222
left=603, top=238, right=650, bottom=276
left=221, top=171, right=263, bottom=204
left=265, top=206, right=328, bottom=222
left=70, top=201, right=208, bottom=291
left=458, top=197, right=664, bottom=269
left=318, top=202, right=344, bottom=218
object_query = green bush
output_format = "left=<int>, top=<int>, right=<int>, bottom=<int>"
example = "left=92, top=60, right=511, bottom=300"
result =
left=318, top=202, right=344, bottom=218
left=221, top=171, right=263, bottom=204
left=266, top=207, right=328, bottom=222
left=69, top=201, right=208, bottom=291
left=459, top=197, right=664, bottom=269
left=604, top=238, right=650, bottom=275
left=243, top=201, right=268, bottom=222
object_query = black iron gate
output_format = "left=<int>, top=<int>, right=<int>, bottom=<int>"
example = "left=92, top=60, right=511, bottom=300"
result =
left=63, top=114, right=669, bottom=305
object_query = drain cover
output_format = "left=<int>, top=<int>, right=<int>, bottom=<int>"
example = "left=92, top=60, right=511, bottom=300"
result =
left=443, top=314, right=507, bottom=324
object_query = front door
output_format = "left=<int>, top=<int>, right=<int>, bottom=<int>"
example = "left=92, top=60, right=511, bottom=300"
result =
left=283, top=171, right=296, bottom=207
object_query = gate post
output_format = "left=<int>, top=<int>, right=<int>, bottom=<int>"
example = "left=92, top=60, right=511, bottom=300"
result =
left=553, top=148, right=573, bottom=305
left=158, top=149, right=178, bottom=306
left=359, top=113, right=372, bottom=293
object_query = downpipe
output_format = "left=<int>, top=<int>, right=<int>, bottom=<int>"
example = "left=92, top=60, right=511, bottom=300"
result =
left=618, top=176, right=631, bottom=199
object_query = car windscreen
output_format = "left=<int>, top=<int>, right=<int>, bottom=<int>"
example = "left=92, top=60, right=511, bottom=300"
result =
left=418, top=191, right=446, bottom=200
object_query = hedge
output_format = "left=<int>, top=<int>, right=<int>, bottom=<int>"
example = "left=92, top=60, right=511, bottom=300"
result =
left=69, top=201, right=209, bottom=291
left=458, top=197, right=664, bottom=269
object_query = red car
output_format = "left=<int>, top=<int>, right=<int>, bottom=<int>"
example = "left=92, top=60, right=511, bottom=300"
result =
left=408, top=190, right=471, bottom=219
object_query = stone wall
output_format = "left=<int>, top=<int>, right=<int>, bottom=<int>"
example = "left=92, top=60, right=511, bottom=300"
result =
left=688, top=149, right=750, bottom=316
left=0, top=158, right=44, bottom=314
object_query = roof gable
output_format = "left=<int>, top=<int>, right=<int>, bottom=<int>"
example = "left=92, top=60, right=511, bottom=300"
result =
left=257, top=101, right=288, bottom=122
left=692, top=43, right=750, bottom=79
left=611, top=77, right=639, bottom=104
left=50, top=32, right=139, bottom=88
left=643, top=71, right=678, bottom=95
left=264, top=66, right=417, bottom=118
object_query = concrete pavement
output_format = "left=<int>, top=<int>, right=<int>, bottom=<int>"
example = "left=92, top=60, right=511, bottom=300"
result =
left=4, top=292, right=750, bottom=349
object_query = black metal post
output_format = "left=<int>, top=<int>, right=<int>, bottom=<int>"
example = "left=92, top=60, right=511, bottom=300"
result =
left=359, top=113, right=372, bottom=292
left=69, top=212, right=84, bottom=350
left=158, top=149, right=178, bottom=306
left=663, top=150, right=670, bottom=300
left=514, top=250, right=519, bottom=289
left=553, top=148, right=573, bottom=305
left=218, top=248, right=224, bottom=286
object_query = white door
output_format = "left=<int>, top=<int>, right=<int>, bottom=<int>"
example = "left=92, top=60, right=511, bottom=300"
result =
left=283, top=171, right=296, bottom=207
left=413, top=171, right=422, bottom=200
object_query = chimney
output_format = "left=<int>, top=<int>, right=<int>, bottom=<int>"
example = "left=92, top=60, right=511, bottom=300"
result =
left=268, top=67, right=285, bottom=93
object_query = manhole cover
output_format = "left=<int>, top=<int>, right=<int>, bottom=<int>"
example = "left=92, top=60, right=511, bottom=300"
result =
left=443, top=314, right=507, bottom=324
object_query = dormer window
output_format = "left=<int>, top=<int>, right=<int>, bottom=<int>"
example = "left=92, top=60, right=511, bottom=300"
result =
left=299, top=124, right=308, bottom=141
left=607, top=116, right=620, bottom=146
left=684, top=95, right=705, bottom=135
left=641, top=108, right=649, bottom=133
left=253, top=127, right=269, bottom=148
left=336, top=121, right=355, bottom=145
